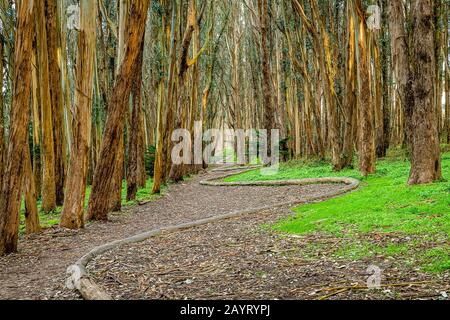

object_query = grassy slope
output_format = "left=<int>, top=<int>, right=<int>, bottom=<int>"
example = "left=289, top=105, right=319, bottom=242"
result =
left=225, top=151, right=450, bottom=273
left=20, top=179, right=161, bottom=233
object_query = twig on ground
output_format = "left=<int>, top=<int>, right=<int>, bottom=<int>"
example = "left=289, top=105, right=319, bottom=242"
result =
left=318, top=281, right=436, bottom=300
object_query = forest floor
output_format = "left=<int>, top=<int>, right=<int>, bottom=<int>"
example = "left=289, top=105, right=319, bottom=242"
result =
left=226, top=150, right=450, bottom=274
left=85, top=151, right=449, bottom=301
left=1, top=151, right=448, bottom=300
left=87, top=206, right=449, bottom=300
left=0, top=169, right=343, bottom=300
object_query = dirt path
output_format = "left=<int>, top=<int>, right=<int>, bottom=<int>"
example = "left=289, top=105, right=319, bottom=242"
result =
left=88, top=206, right=449, bottom=300
left=0, top=169, right=345, bottom=300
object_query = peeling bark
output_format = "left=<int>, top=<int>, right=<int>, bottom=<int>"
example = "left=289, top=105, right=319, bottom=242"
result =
left=61, top=0, right=97, bottom=229
left=0, top=0, right=35, bottom=255
left=88, top=0, right=150, bottom=221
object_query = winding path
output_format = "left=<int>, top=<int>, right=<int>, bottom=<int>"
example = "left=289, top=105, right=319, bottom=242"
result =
left=0, top=167, right=355, bottom=300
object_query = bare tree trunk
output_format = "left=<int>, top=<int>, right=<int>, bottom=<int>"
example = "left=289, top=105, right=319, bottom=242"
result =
left=153, top=3, right=178, bottom=193
left=45, top=0, right=66, bottom=206
left=0, top=0, right=35, bottom=255
left=109, top=0, right=130, bottom=212
left=152, top=5, right=172, bottom=194
left=0, top=37, right=5, bottom=189
left=153, top=4, right=178, bottom=193
left=170, top=0, right=198, bottom=183
left=60, top=0, right=97, bottom=229
left=379, top=0, right=391, bottom=158
left=161, top=5, right=177, bottom=185
left=341, top=2, right=357, bottom=168
left=36, top=0, right=56, bottom=212
left=389, top=0, right=413, bottom=148
left=434, top=0, right=444, bottom=138
left=259, top=0, right=274, bottom=157
left=137, top=105, right=147, bottom=188
left=408, top=0, right=442, bottom=184
left=447, top=63, right=450, bottom=144
left=374, top=41, right=384, bottom=158
left=88, top=0, right=149, bottom=221
left=357, top=0, right=376, bottom=176
left=60, top=0, right=73, bottom=155
left=445, top=2, right=450, bottom=145
left=109, top=134, right=124, bottom=212
left=110, top=0, right=130, bottom=211
left=153, top=80, right=166, bottom=194
left=31, top=45, right=42, bottom=198
left=127, top=40, right=145, bottom=201
left=24, top=144, right=40, bottom=234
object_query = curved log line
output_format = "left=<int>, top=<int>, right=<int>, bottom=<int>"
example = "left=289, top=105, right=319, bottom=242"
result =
left=66, top=167, right=360, bottom=300
left=210, top=164, right=262, bottom=172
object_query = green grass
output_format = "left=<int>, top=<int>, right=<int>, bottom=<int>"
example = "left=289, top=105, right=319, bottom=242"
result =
left=331, top=242, right=409, bottom=261
left=20, top=178, right=162, bottom=234
left=224, top=150, right=450, bottom=273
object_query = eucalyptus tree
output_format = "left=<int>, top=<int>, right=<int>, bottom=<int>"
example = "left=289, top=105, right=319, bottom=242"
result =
left=0, top=0, right=35, bottom=255
left=61, top=0, right=98, bottom=229
left=408, top=0, right=442, bottom=184
left=88, top=0, right=150, bottom=221
left=36, top=0, right=57, bottom=212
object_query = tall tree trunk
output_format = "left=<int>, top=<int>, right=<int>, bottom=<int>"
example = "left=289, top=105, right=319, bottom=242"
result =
left=60, top=0, right=97, bottom=229
left=24, top=144, right=40, bottom=234
left=341, top=2, right=357, bottom=168
left=45, top=0, right=66, bottom=206
left=357, top=0, right=376, bottom=176
left=0, top=37, right=5, bottom=189
left=88, top=0, right=149, bottom=221
left=445, top=1, right=450, bottom=144
left=127, top=40, right=145, bottom=201
left=109, top=0, right=130, bottom=212
left=31, top=47, right=42, bottom=198
left=36, top=0, right=56, bottom=212
left=0, top=0, right=35, bottom=255
left=259, top=0, right=274, bottom=158
left=151, top=8, right=167, bottom=194
left=109, top=134, right=124, bottom=212
left=379, top=0, right=391, bottom=158
left=152, top=80, right=166, bottom=194
left=60, top=0, right=73, bottom=154
left=137, top=102, right=147, bottom=188
left=389, top=0, right=413, bottom=148
left=154, top=3, right=177, bottom=193
left=169, top=0, right=198, bottom=183
left=434, top=0, right=444, bottom=137
left=374, top=40, right=384, bottom=158
left=447, top=62, right=450, bottom=144
left=408, top=0, right=442, bottom=184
